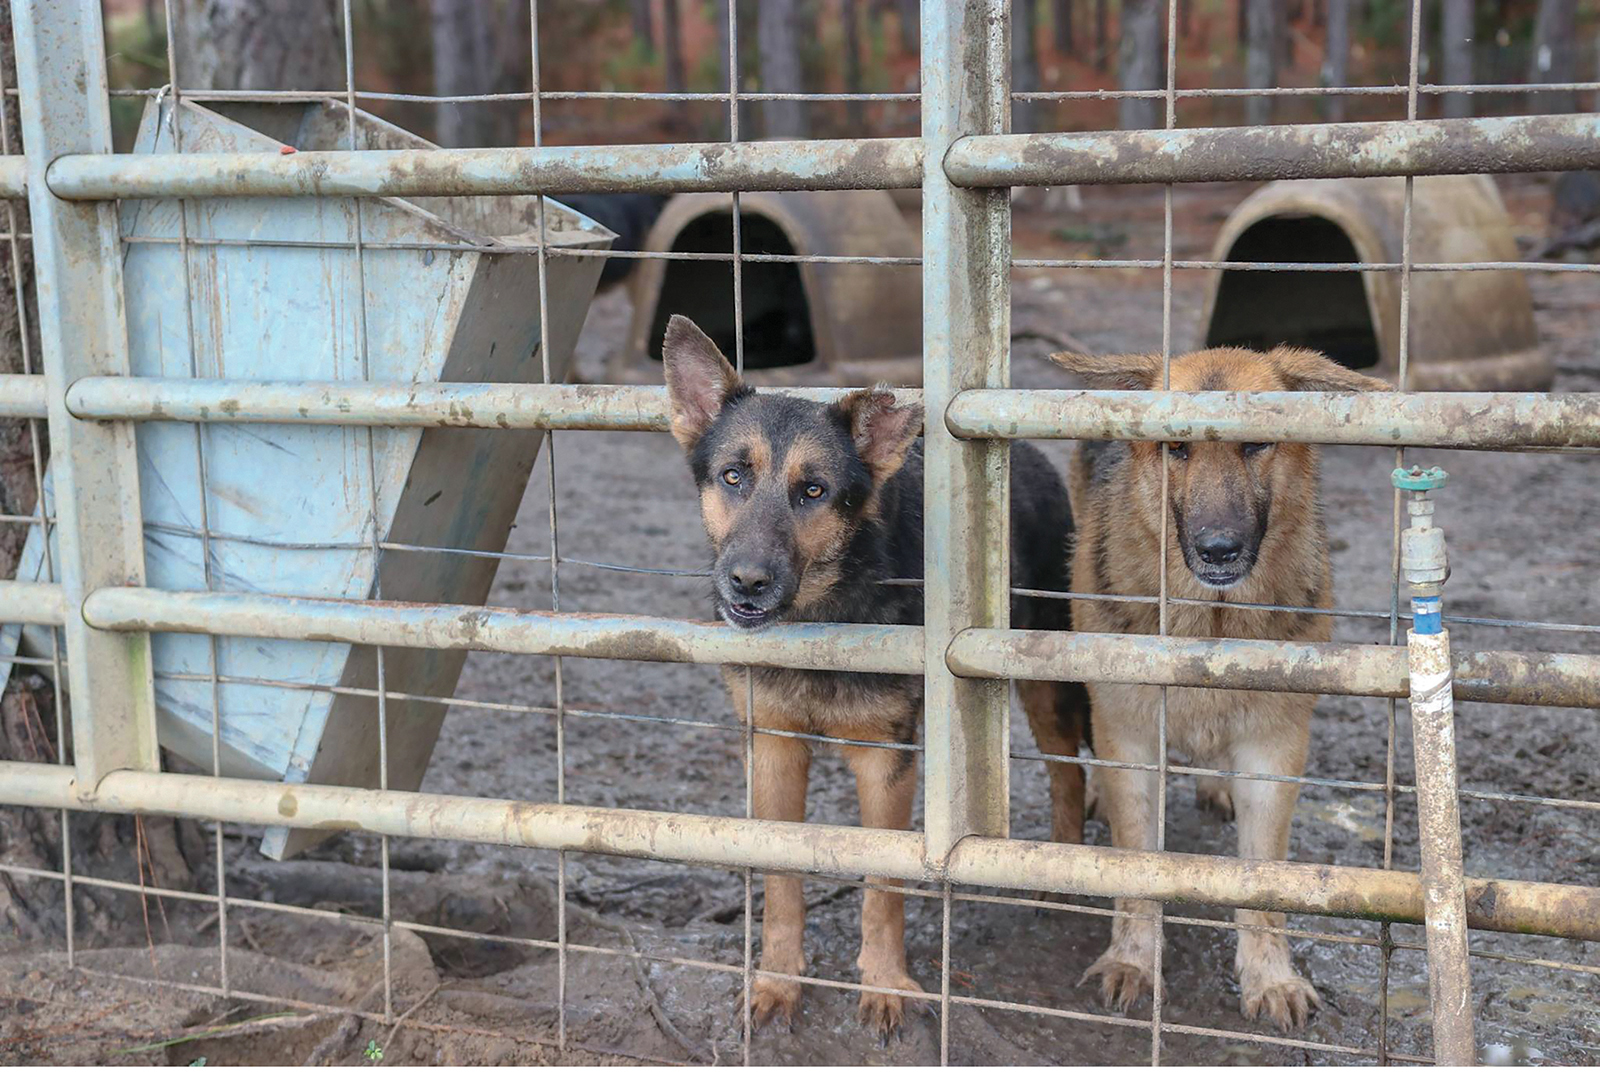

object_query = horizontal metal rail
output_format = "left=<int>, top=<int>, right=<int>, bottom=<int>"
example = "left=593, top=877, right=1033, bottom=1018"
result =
left=59, top=380, right=1600, bottom=451
left=947, top=629, right=1600, bottom=710
left=945, top=390, right=1600, bottom=448
left=3, top=761, right=1596, bottom=942
left=45, top=138, right=925, bottom=200
left=0, top=581, right=68, bottom=625
left=65, top=377, right=923, bottom=430
left=0, top=372, right=48, bottom=418
left=82, top=587, right=925, bottom=674
left=0, top=155, right=22, bottom=199
left=77, top=586, right=1600, bottom=708
left=21, top=114, right=1599, bottom=203
left=944, top=113, right=1600, bottom=187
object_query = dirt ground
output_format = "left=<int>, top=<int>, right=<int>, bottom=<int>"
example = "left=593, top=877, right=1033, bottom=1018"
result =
left=3, top=177, right=1598, bottom=1067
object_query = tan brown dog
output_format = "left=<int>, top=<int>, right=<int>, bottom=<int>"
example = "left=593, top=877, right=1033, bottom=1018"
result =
left=1054, top=345, right=1390, bottom=1030
left=664, top=315, right=1088, bottom=1035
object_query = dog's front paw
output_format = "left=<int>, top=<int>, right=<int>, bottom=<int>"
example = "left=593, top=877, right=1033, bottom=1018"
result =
left=748, top=974, right=803, bottom=1032
left=858, top=973, right=925, bottom=1040
left=1083, top=951, right=1156, bottom=1014
left=1241, top=973, right=1320, bottom=1030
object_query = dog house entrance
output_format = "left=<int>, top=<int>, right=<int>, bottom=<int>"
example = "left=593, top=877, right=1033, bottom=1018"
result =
left=645, top=211, right=816, bottom=370
left=1205, top=215, right=1380, bottom=370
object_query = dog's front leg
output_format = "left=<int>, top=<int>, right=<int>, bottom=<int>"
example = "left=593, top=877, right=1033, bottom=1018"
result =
left=1229, top=717, right=1321, bottom=1029
left=842, top=741, right=923, bottom=1038
left=750, top=731, right=812, bottom=1030
left=1082, top=693, right=1164, bottom=1014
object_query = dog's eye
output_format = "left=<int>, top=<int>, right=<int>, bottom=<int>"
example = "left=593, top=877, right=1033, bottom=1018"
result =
left=1242, top=442, right=1273, bottom=456
left=803, top=483, right=826, bottom=501
left=721, top=468, right=741, bottom=487
left=1165, top=442, right=1189, bottom=461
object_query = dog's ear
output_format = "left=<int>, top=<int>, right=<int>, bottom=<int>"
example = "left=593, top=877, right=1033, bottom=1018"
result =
left=836, top=385, right=923, bottom=482
left=1049, top=352, right=1162, bottom=390
left=1269, top=346, right=1394, bottom=392
left=662, top=315, right=741, bottom=450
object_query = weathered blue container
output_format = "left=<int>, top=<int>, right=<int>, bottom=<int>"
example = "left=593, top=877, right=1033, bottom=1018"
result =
left=6, top=99, right=612, bottom=858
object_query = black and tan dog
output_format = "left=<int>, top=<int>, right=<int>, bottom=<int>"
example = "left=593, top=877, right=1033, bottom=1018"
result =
left=663, top=314, right=1087, bottom=1035
left=1053, top=345, right=1391, bottom=1030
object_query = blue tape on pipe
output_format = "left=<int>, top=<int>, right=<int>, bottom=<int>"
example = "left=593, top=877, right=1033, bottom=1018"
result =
left=1414, top=596, right=1442, bottom=635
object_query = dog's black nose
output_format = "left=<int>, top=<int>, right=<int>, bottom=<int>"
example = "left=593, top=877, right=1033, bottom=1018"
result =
left=727, top=564, right=773, bottom=598
left=1195, top=528, right=1244, bottom=566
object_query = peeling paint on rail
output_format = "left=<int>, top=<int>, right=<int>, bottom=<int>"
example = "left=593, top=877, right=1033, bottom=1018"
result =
left=945, top=389, right=1600, bottom=448
left=944, top=113, right=1600, bottom=188
left=45, top=138, right=926, bottom=200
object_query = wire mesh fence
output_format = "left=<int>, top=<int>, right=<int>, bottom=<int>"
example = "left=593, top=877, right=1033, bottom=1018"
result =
left=0, top=0, right=1597, bottom=1068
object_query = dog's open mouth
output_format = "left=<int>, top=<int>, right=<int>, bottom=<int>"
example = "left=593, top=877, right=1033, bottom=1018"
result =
left=1195, top=569, right=1245, bottom=587
left=720, top=600, right=779, bottom=629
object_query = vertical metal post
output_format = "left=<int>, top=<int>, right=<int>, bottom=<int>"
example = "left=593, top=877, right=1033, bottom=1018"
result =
left=1395, top=466, right=1475, bottom=1066
left=921, top=0, right=1012, bottom=863
left=13, top=0, right=158, bottom=787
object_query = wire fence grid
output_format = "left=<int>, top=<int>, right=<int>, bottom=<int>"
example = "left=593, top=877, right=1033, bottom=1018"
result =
left=0, top=0, right=1596, bottom=1069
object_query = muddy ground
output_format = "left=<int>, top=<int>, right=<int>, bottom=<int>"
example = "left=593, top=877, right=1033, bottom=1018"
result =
left=3, top=178, right=1598, bottom=1066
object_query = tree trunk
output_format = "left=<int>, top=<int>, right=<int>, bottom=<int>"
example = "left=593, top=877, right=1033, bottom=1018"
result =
left=895, top=0, right=919, bottom=55
left=1245, top=0, right=1280, bottom=126
left=430, top=0, right=500, bottom=147
left=1094, top=0, right=1109, bottom=70
left=1013, top=0, right=1039, bottom=134
left=1117, top=0, right=1162, bottom=130
left=632, top=0, right=656, bottom=52
left=1322, top=0, right=1350, bottom=121
left=173, top=0, right=344, bottom=91
left=1054, top=0, right=1074, bottom=55
left=1528, top=0, right=1578, bottom=114
left=757, top=0, right=806, bottom=138
left=1440, top=0, right=1473, bottom=118
left=662, top=0, right=685, bottom=93
left=844, top=0, right=864, bottom=129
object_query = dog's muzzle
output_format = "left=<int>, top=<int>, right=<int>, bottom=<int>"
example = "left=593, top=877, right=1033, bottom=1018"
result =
left=1185, top=526, right=1257, bottom=589
left=716, top=559, right=789, bottom=629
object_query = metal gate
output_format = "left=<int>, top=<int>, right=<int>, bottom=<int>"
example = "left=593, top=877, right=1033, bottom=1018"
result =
left=1, top=0, right=1598, bottom=1067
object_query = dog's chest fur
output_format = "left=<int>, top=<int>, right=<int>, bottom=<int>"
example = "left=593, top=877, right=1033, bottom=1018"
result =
left=1069, top=439, right=1333, bottom=762
left=714, top=440, right=1073, bottom=749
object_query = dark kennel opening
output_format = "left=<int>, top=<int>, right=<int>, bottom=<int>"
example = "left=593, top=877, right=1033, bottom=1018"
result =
left=646, top=211, right=817, bottom=370
left=1205, top=214, right=1381, bottom=370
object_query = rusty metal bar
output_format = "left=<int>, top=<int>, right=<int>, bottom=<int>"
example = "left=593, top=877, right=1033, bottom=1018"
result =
left=57, top=378, right=1600, bottom=453
left=945, top=390, right=1600, bottom=449
left=919, top=0, right=1013, bottom=861
left=76, top=584, right=1600, bottom=708
left=81, top=587, right=924, bottom=674
left=1395, top=469, right=1475, bottom=1064
left=944, top=113, right=1600, bottom=188
left=13, top=0, right=159, bottom=788
left=65, top=377, right=923, bottom=430
left=35, top=114, right=1600, bottom=204
left=4, top=761, right=1598, bottom=944
left=1408, top=626, right=1475, bottom=1063
left=945, top=628, right=1600, bottom=710
left=45, top=137, right=924, bottom=200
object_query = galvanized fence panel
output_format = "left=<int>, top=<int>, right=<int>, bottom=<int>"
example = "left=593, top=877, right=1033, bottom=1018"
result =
left=0, top=0, right=1597, bottom=1068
